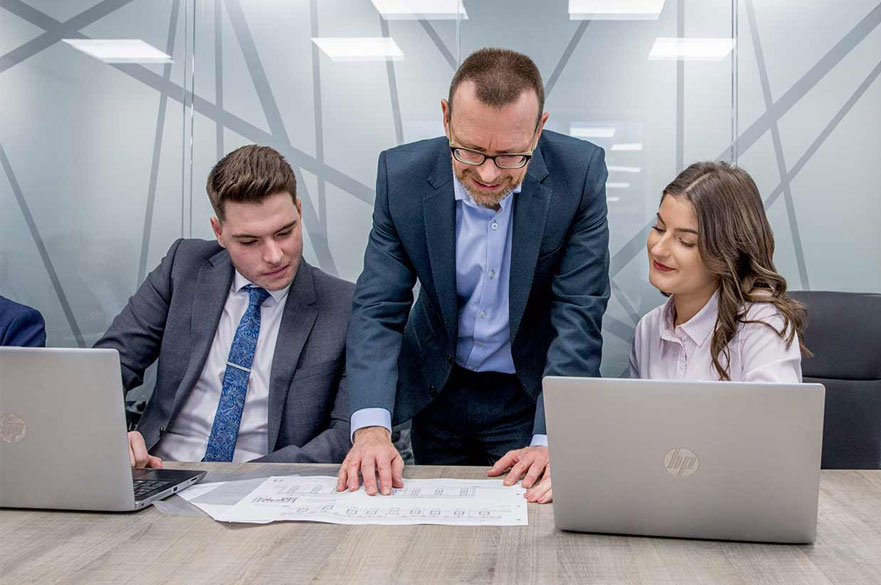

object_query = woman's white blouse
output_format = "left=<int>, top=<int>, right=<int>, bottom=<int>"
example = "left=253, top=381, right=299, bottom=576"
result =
left=629, top=291, right=802, bottom=383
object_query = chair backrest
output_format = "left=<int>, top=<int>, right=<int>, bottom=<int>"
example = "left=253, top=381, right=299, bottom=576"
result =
left=790, top=291, right=881, bottom=469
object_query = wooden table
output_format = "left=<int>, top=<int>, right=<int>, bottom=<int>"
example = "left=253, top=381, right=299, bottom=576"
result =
left=2, top=464, right=881, bottom=584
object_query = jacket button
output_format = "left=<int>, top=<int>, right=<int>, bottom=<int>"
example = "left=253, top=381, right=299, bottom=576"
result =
left=445, top=354, right=453, bottom=364
left=159, top=426, right=165, bottom=433
left=429, top=384, right=437, bottom=396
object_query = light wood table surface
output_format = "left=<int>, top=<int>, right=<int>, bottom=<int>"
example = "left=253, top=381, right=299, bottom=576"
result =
left=2, top=464, right=880, bottom=585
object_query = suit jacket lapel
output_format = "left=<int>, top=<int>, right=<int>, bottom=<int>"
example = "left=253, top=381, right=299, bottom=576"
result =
left=170, top=249, right=233, bottom=420
left=424, top=148, right=458, bottom=344
left=267, top=261, right=318, bottom=452
left=509, top=147, right=551, bottom=343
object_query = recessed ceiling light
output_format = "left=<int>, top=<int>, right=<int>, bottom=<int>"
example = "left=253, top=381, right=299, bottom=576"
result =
left=610, top=143, right=643, bottom=152
left=372, top=0, right=468, bottom=20
left=569, top=0, right=666, bottom=20
left=607, top=165, right=641, bottom=173
left=62, top=39, right=172, bottom=63
left=607, top=182, right=631, bottom=189
left=312, top=37, right=404, bottom=62
left=649, top=37, right=735, bottom=61
left=606, top=196, right=621, bottom=202
left=570, top=126, right=617, bottom=139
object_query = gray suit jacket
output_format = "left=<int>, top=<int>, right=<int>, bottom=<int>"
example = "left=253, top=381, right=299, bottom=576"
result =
left=95, top=239, right=353, bottom=463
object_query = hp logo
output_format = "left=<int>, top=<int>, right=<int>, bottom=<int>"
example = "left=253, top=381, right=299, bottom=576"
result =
left=0, top=413, right=28, bottom=443
left=664, top=448, right=699, bottom=477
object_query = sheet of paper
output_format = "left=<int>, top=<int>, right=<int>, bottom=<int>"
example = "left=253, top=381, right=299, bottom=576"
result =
left=185, top=475, right=528, bottom=526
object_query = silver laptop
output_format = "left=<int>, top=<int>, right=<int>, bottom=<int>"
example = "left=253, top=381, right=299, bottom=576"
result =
left=0, top=347, right=205, bottom=511
left=543, top=377, right=825, bottom=543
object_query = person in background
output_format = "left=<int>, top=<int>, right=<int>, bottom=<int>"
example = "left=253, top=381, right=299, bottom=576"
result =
left=0, top=295, right=46, bottom=347
left=95, top=145, right=353, bottom=468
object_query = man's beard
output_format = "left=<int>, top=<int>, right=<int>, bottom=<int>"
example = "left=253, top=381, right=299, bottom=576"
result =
left=456, top=168, right=523, bottom=208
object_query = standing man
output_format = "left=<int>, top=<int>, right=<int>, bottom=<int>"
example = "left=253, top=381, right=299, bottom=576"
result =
left=96, top=145, right=352, bottom=466
left=338, top=48, right=609, bottom=501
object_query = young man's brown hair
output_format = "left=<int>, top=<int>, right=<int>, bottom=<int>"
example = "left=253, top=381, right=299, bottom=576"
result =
left=206, top=145, right=297, bottom=221
left=448, top=48, right=545, bottom=124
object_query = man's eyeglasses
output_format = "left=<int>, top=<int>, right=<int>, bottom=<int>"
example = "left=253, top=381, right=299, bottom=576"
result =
left=447, top=120, right=538, bottom=170
left=448, top=146, right=533, bottom=169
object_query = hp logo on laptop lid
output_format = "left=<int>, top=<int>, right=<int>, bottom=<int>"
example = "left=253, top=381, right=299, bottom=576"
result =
left=664, top=448, right=699, bottom=477
left=0, top=412, right=28, bottom=443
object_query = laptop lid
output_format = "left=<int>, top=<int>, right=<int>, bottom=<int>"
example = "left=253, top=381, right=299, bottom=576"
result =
left=544, top=377, right=825, bottom=543
left=2, top=347, right=149, bottom=511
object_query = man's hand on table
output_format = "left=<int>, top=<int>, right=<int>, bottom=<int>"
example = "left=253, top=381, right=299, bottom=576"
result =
left=336, top=426, right=404, bottom=496
left=128, top=430, right=163, bottom=469
left=488, top=445, right=553, bottom=504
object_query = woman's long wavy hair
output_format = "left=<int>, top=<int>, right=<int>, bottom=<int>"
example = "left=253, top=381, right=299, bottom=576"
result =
left=662, top=161, right=810, bottom=380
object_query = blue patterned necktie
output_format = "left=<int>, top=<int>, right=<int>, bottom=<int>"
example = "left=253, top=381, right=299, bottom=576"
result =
left=203, top=285, right=271, bottom=462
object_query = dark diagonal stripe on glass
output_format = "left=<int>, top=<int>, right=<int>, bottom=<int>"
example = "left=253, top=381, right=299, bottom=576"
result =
left=139, top=0, right=182, bottom=284
left=0, top=142, right=85, bottom=347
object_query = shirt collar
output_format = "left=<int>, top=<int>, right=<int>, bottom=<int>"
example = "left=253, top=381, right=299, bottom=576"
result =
left=661, top=288, right=720, bottom=347
left=453, top=173, right=520, bottom=211
left=233, top=270, right=291, bottom=306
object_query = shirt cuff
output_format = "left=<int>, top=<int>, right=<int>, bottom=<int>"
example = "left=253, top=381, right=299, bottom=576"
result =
left=350, top=408, right=392, bottom=444
left=530, top=434, right=548, bottom=447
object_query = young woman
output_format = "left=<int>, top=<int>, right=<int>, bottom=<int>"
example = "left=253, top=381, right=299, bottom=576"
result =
left=526, top=161, right=809, bottom=505
left=630, top=161, right=809, bottom=382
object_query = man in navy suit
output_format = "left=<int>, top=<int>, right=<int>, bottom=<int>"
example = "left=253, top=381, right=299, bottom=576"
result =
left=0, top=296, right=46, bottom=347
left=338, top=48, right=610, bottom=503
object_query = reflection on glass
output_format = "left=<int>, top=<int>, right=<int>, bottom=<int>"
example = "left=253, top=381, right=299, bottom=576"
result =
left=371, top=0, right=468, bottom=20
left=648, top=37, right=735, bottom=61
left=311, top=37, right=405, bottom=62
left=569, top=125, right=617, bottom=139
left=61, top=39, right=172, bottom=64
left=569, top=0, right=667, bottom=20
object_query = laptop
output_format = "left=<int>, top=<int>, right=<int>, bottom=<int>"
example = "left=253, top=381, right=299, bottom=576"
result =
left=543, top=376, right=825, bottom=543
left=0, top=347, right=205, bottom=511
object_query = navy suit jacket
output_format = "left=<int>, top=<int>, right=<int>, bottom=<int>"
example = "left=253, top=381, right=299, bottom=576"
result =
left=347, top=130, right=610, bottom=435
left=0, top=295, right=46, bottom=347
left=95, top=239, right=353, bottom=463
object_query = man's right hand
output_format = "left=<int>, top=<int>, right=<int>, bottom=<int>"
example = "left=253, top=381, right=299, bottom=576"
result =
left=128, top=430, right=163, bottom=469
left=336, top=426, right=404, bottom=496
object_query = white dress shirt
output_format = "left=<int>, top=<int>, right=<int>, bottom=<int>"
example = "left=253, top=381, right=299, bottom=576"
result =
left=153, top=271, right=291, bottom=462
left=629, top=290, right=802, bottom=383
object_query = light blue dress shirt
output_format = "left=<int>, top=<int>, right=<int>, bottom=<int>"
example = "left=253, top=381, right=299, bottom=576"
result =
left=453, top=175, right=517, bottom=373
left=351, top=174, right=547, bottom=447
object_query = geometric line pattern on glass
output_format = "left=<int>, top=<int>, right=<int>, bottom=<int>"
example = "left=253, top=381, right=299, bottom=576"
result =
left=744, top=0, right=810, bottom=289
left=138, top=0, right=182, bottom=284
left=419, top=19, right=457, bottom=70
left=0, top=141, right=85, bottom=347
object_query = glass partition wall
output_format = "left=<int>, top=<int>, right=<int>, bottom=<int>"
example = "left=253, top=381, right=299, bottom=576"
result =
left=3, top=1, right=880, bottom=383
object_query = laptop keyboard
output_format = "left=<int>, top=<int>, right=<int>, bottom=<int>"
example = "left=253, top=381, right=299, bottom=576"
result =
left=133, top=479, right=175, bottom=501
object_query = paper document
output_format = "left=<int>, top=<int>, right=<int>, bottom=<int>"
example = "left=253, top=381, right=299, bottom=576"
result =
left=181, top=475, right=528, bottom=526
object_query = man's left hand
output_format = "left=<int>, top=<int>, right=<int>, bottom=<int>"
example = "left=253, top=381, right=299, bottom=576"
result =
left=487, top=445, right=551, bottom=502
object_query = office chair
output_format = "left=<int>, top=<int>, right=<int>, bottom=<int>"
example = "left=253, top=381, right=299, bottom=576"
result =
left=791, top=291, right=881, bottom=469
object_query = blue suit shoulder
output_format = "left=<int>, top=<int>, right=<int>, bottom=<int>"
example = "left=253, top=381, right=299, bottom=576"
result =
left=381, top=136, right=448, bottom=172
left=0, top=295, right=47, bottom=347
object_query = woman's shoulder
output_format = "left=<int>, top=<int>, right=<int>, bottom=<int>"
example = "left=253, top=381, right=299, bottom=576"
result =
left=737, top=297, right=788, bottom=336
left=635, top=301, right=669, bottom=338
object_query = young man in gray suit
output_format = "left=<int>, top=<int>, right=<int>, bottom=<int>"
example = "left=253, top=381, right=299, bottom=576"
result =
left=338, top=49, right=610, bottom=503
left=96, top=145, right=352, bottom=466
